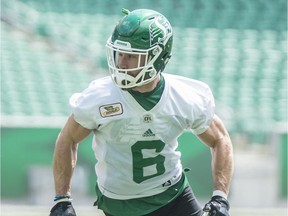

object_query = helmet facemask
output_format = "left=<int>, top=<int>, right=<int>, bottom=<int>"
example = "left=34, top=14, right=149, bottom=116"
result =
left=106, top=39, right=162, bottom=89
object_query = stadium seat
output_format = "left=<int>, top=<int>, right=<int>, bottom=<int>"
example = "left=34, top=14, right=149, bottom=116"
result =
left=2, top=0, right=287, bottom=132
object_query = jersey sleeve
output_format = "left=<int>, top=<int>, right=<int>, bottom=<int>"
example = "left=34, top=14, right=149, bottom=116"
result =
left=69, top=82, right=99, bottom=130
left=190, top=84, right=215, bottom=135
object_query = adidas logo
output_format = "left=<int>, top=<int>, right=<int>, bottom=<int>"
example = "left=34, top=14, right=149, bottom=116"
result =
left=142, top=129, right=155, bottom=137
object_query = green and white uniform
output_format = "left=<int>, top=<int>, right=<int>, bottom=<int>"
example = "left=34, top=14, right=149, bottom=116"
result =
left=70, top=73, right=215, bottom=215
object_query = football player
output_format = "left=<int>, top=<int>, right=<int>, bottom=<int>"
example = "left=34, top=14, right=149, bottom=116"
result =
left=50, top=8, right=233, bottom=216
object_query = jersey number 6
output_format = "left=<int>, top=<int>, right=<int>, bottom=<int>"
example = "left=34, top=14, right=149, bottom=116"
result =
left=131, top=140, right=166, bottom=184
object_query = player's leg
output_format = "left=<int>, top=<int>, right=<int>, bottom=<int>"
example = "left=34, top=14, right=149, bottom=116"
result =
left=146, top=185, right=203, bottom=216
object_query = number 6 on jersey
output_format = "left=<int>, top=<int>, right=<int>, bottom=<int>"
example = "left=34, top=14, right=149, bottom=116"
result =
left=131, top=140, right=166, bottom=183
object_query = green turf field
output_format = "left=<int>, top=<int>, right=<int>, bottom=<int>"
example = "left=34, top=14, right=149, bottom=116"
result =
left=1, top=205, right=287, bottom=216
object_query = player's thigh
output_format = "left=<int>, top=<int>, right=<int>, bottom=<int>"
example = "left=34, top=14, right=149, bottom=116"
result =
left=147, top=186, right=203, bottom=216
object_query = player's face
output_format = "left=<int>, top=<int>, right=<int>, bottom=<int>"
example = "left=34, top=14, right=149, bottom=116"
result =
left=116, top=52, right=146, bottom=77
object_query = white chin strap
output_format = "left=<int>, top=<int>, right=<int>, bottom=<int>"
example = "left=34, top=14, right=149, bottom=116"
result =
left=113, top=72, right=138, bottom=88
left=113, top=69, right=158, bottom=89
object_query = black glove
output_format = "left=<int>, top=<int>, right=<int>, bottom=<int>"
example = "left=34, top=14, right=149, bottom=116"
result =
left=203, top=195, right=230, bottom=216
left=49, top=201, right=76, bottom=216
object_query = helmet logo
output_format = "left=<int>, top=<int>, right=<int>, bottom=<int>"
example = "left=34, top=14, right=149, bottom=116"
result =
left=149, top=15, right=172, bottom=47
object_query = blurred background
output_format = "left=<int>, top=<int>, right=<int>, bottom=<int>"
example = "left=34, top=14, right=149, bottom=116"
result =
left=1, top=0, right=287, bottom=214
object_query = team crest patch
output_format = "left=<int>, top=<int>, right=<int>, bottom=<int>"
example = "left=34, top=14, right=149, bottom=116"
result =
left=99, top=103, right=123, bottom=117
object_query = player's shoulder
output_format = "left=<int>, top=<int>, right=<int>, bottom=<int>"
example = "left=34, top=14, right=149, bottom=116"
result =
left=70, top=76, right=118, bottom=110
left=85, top=76, right=115, bottom=92
left=162, top=73, right=212, bottom=95
left=77, top=75, right=121, bottom=99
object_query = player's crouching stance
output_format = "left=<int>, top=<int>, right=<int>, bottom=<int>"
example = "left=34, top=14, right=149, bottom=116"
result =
left=50, top=195, right=76, bottom=216
left=49, top=8, right=233, bottom=216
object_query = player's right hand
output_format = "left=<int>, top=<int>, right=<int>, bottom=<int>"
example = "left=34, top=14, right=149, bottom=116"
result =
left=49, top=201, right=76, bottom=216
left=203, top=195, right=230, bottom=216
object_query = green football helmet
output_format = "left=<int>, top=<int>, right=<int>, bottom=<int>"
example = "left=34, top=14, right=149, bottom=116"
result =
left=106, top=8, right=173, bottom=89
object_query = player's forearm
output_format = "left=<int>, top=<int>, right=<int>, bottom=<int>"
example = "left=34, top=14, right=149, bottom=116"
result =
left=211, top=135, right=234, bottom=195
left=53, top=138, right=78, bottom=196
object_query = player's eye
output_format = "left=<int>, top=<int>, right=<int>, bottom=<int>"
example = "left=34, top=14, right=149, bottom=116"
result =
left=128, top=54, right=137, bottom=59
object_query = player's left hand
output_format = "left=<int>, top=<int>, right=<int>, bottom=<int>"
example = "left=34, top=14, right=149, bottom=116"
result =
left=203, top=195, right=230, bottom=216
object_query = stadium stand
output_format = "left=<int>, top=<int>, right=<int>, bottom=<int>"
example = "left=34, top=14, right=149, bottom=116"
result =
left=1, top=0, right=287, bottom=133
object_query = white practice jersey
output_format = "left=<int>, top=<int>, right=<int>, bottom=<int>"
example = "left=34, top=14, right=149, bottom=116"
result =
left=70, top=73, right=215, bottom=200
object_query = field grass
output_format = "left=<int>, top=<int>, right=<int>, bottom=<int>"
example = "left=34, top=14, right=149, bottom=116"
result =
left=1, top=205, right=287, bottom=216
